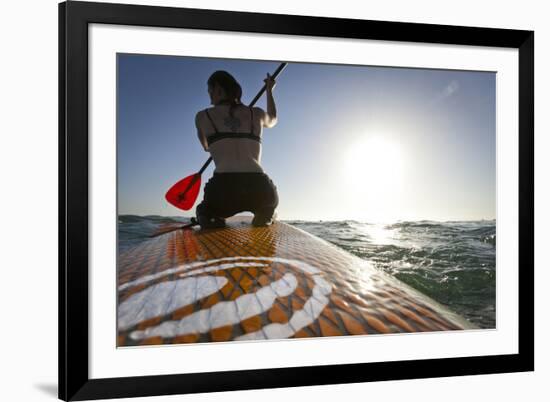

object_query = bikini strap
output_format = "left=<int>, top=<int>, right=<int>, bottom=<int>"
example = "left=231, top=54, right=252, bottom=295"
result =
left=250, top=107, right=254, bottom=133
left=204, top=109, right=218, bottom=133
left=204, top=106, right=261, bottom=146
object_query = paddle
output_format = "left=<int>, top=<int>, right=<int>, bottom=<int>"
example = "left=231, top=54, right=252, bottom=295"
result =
left=165, top=62, right=288, bottom=211
left=149, top=218, right=198, bottom=238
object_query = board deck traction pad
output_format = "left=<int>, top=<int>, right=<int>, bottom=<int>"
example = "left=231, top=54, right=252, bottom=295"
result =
left=117, top=218, right=476, bottom=346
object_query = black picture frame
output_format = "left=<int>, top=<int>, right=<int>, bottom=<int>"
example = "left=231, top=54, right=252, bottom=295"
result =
left=59, top=1, right=534, bottom=400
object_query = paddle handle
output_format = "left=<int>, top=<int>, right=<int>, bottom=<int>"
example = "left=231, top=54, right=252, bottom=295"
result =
left=248, top=62, right=288, bottom=107
left=199, top=62, right=288, bottom=173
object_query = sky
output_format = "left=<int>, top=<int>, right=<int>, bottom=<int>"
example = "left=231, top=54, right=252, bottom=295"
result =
left=117, top=53, right=496, bottom=222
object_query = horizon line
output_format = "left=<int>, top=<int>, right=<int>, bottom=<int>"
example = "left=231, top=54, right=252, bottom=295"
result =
left=118, top=212, right=496, bottom=223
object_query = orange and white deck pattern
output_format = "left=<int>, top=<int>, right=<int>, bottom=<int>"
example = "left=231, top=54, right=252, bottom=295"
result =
left=117, top=219, right=474, bottom=346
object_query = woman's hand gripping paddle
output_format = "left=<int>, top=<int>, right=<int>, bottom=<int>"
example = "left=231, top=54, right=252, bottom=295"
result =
left=165, top=62, right=288, bottom=211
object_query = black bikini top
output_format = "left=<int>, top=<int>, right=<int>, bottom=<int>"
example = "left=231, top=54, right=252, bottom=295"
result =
left=204, top=107, right=261, bottom=146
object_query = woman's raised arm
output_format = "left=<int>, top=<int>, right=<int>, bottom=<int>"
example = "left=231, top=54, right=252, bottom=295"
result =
left=263, top=73, right=278, bottom=128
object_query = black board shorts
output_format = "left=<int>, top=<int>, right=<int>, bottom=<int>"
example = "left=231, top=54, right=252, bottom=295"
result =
left=196, top=172, right=279, bottom=223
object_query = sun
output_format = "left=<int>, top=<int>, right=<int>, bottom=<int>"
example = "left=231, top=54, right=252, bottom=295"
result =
left=341, top=137, right=406, bottom=221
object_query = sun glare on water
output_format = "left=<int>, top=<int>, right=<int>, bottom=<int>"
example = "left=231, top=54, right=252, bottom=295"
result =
left=342, top=137, right=406, bottom=222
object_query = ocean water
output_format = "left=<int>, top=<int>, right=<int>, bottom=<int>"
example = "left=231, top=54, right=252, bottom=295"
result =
left=288, top=220, right=496, bottom=329
left=118, top=215, right=496, bottom=329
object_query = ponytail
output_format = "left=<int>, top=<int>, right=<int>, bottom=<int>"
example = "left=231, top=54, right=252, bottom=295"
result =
left=207, top=71, right=243, bottom=117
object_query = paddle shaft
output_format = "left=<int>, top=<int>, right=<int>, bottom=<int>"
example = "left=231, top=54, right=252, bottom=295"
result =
left=194, top=62, right=288, bottom=176
left=148, top=218, right=199, bottom=238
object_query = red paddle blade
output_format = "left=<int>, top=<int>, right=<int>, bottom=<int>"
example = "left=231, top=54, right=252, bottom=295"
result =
left=165, top=173, right=202, bottom=210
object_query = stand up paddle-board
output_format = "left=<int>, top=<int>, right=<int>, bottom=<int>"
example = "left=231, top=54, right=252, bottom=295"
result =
left=117, top=217, right=476, bottom=346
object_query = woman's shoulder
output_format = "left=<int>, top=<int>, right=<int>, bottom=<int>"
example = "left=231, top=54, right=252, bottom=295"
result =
left=196, top=105, right=263, bottom=120
left=251, top=106, right=266, bottom=120
left=251, top=106, right=265, bottom=114
left=195, top=108, right=211, bottom=128
left=197, top=107, right=215, bottom=115
left=195, top=107, right=216, bottom=119
left=196, top=108, right=208, bottom=116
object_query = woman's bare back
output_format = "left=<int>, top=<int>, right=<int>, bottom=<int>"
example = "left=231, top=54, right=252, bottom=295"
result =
left=196, top=104, right=270, bottom=173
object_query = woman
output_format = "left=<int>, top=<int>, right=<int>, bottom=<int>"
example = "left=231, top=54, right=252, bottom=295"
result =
left=194, top=70, right=279, bottom=229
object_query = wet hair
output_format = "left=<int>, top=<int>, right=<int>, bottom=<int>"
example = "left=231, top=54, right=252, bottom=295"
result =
left=207, top=70, right=243, bottom=117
